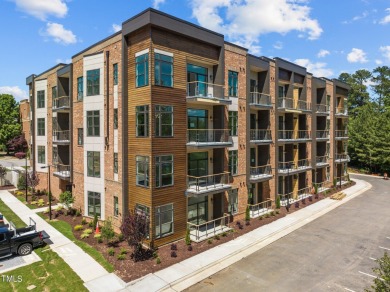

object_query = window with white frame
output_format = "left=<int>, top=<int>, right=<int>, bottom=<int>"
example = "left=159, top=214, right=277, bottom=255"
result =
left=87, top=69, right=100, bottom=96
left=37, top=118, right=45, bottom=136
left=87, top=110, right=100, bottom=137
left=37, top=90, right=45, bottom=108
left=155, top=203, right=174, bottom=238
left=155, top=155, right=173, bottom=187
left=228, top=150, right=238, bottom=175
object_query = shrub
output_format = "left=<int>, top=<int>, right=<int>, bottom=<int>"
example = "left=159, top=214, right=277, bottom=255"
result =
left=152, top=251, right=158, bottom=259
left=185, top=228, right=191, bottom=245
left=276, top=195, right=281, bottom=209
left=171, top=243, right=177, bottom=251
left=15, top=152, right=26, bottom=159
left=265, top=213, right=270, bottom=218
left=245, top=206, right=250, bottom=222
left=333, top=178, right=337, bottom=187
left=30, top=201, right=37, bottom=205
left=108, top=248, right=115, bottom=256
left=222, top=232, right=227, bottom=237
left=84, top=228, right=93, bottom=235
left=93, top=213, right=98, bottom=230
left=117, top=254, right=126, bottom=260
left=270, top=211, right=275, bottom=216
left=43, top=208, right=49, bottom=214
left=208, top=239, right=213, bottom=244
left=38, top=199, right=45, bottom=207
left=238, top=224, right=244, bottom=230
left=276, top=210, right=280, bottom=215
left=314, top=184, right=319, bottom=195
left=187, top=245, right=193, bottom=251
left=88, top=221, right=93, bottom=228
left=56, top=205, right=63, bottom=212
left=94, top=233, right=102, bottom=239
left=214, top=234, right=220, bottom=240
left=80, top=233, right=89, bottom=239
left=81, top=218, right=87, bottom=225
left=97, top=237, right=103, bottom=243
left=117, top=233, right=124, bottom=242
left=75, top=209, right=81, bottom=217
left=120, top=248, right=128, bottom=255
left=59, top=191, right=74, bottom=210
left=17, top=174, right=26, bottom=190
left=156, top=257, right=161, bottom=264
left=101, top=218, right=115, bottom=243
left=170, top=251, right=177, bottom=258
left=259, top=215, right=263, bottom=220
left=74, top=225, right=83, bottom=231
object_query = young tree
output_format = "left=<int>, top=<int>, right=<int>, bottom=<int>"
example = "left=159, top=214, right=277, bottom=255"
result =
left=371, top=66, right=390, bottom=109
left=0, top=94, right=21, bottom=152
left=6, top=135, right=27, bottom=154
left=59, top=191, right=74, bottom=210
left=120, top=210, right=150, bottom=262
left=26, top=171, right=39, bottom=195
left=101, top=217, right=115, bottom=244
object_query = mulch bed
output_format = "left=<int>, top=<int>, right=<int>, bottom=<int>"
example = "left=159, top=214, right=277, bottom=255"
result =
left=10, top=189, right=55, bottom=208
left=39, top=181, right=355, bottom=283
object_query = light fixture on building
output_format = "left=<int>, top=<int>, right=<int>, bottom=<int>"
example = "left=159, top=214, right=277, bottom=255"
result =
left=210, top=157, right=213, bottom=163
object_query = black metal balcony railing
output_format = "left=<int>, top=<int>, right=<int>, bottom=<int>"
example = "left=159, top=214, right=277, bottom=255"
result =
left=187, top=81, right=226, bottom=100
left=249, top=92, right=272, bottom=107
left=187, top=129, right=230, bottom=144
left=53, top=130, right=70, bottom=142
left=52, top=96, right=70, bottom=110
left=250, top=129, right=272, bottom=141
left=316, top=104, right=330, bottom=113
left=278, top=130, right=311, bottom=140
left=316, top=130, right=329, bottom=139
left=187, top=172, right=230, bottom=193
left=250, top=164, right=272, bottom=177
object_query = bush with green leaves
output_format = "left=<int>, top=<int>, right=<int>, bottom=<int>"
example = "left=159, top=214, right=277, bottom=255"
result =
left=365, top=252, right=390, bottom=291
left=185, top=228, right=191, bottom=245
left=37, top=199, right=45, bottom=207
left=101, top=218, right=115, bottom=243
left=59, top=191, right=74, bottom=210
left=83, top=228, right=93, bottom=235
left=117, top=254, right=126, bottom=260
left=17, top=174, right=26, bottom=190
left=108, top=248, right=115, bottom=256
left=156, top=257, right=161, bottom=264
left=74, top=225, right=83, bottom=231
left=93, top=213, right=98, bottom=230
left=80, top=233, right=89, bottom=239
left=276, top=195, right=281, bottom=209
left=81, top=218, right=87, bottom=225
left=245, top=205, right=250, bottom=222
left=120, top=248, right=128, bottom=255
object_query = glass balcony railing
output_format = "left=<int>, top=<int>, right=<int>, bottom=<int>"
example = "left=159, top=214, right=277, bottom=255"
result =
left=250, top=129, right=272, bottom=142
left=278, top=97, right=311, bottom=111
left=186, top=81, right=226, bottom=101
left=52, top=96, right=70, bottom=110
left=316, top=130, right=329, bottom=139
left=249, top=92, right=272, bottom=107
left=186, top=129, right=231, bottom=145
left=278, top=130, right=311, bottom=140
left=186, top=172, right=231, bottom=195
left=249, top=164, right=272, bottom=180
left=53, top=164, right=70, bottom=178
left=53, top=130, right=70, bottom=143
left=316, top=104, right=330, bottom=114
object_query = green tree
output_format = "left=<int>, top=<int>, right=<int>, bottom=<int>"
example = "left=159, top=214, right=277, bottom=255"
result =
left=101, top=218, right=115, bottom=244
left=339, top=70, right=371, bottom=112
left=365, top=252, right=390, bottom=291
left=0, top=164, right=7, bottom=186
left=371, top=66, right=390, bottom=108
left=0, top=94, right=21, bottom=152
left=59, top=191, right=74, bottom=210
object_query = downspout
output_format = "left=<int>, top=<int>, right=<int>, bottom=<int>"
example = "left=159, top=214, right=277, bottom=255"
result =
left=69, top=64, right=73, bottom=187
left=106, top=51, right=110, bottom=148
left=31, top=77, right=36, bottom=174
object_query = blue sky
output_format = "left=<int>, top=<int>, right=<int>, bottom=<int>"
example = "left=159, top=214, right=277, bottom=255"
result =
left=0, top=0, right=389, bottom=101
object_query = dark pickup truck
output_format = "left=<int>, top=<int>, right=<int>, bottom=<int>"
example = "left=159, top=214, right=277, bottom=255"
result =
left=0, top=217, right=50, bottom=258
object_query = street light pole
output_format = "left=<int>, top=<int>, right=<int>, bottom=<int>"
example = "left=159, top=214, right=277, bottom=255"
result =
left=41, top=165, right=52, bottom=220
left=25, top=155, right=28, bottom=202
left=286, top=162, right=291, bottom=211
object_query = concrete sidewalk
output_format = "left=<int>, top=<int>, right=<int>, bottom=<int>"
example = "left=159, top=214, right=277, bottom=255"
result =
left=123, top=178, right=371, bottom=292
left=0, top=190, right=125, bottom=291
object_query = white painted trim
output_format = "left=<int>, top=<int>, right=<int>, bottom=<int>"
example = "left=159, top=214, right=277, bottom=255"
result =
left=154, top=48, right=173, bottom=57
left=135, top=48, right=149, bottom=57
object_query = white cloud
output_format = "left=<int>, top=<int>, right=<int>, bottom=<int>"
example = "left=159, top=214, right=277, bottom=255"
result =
left=347, top=48, right=368, bottom=63
left=379, top=8, right=390, bottom=24
left=112, top=24, right=121, bottom=33
left=41, top=22, right=77, bottom=45
left=375, top=59, right=383, bottom=65
left=380, top=46, right=390, bottom=61
left=0, top=86, right=28, bottom=101
left=12, top=0, right=68, bottom=21
left=153, top=0, right=166, bottom=9
left=294, top=58, right=333, bottom=78
left=273, top=41, right=283, bottom=50
left=55, top=58, right=71, bottom=64
left=191, top=0, right=322, bottom=54
left=317, top=49, right=330, bottom=58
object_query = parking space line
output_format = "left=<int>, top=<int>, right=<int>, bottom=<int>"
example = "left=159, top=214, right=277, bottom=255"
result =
left=344, top=288, right=356, bottom=292
left=379, top=246, right=390, bottom=251
left=359, top=271, right=384, bottom=281
left=369, top=257, right=376, bottom=261
left=386, top=237, right=390, bottom=240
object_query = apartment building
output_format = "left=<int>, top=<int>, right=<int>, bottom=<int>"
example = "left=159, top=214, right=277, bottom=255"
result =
left=19, top=99, right=31, bottom=147
left=24, top=8, right=349, bottom=246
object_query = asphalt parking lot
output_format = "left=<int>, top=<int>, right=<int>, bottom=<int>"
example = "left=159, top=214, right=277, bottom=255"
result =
left=186, top=175, right=390, bottom=292
left=0, top=252, right=41, bottom=274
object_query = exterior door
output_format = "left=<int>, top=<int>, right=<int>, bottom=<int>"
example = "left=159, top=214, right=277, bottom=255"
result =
left=188, top=109, right=208, bottom=142
left=187, top=64, right=208, bottom=97
left=213, top=193, right=223, bottom=219
left=188, top=196, right=208, bottom=225
left=188, top=152, right=208, bottom=178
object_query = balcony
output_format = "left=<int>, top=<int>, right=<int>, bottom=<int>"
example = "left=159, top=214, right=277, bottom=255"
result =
left=316, top=155, right=329, bottom=167
left=187, top=214, right=231, bottom=243
left=53, top=130, right=70, bottom=144
left=248, top=199, right=273, bottom=218
left=335, top=153, right=350, bottom=163
left=186, top=81, right=231, bottom=105
left=277, top=97, right=311, bottom=113
left=53, top=164, right=70, bottom=180
left=249, top=92, right=272, bottom=109
left=316, top=104, right=330, bottom=115
left=250, top=129, right=272, bottom=144
left=335, top=107, right=348, bottom=117
left=336, top=174, right=350, bottom=186
left=335, top=130, right=348, bottom=140
left=278, top=159, right=311, bottom=175
left=316, top=130, right=329, bottom=141
left=313, top=181, right=331, bottom=193
left=52, top=96, right=70, bottom=112
left=186, top=172, right=231, bottom=196
left=278, top=130, right=311, bottom=142
left=186, top=129, right=232, bottom=148
left=249, top=164, right=273, bottom=183
left=279, top=187, right=312, bottom=206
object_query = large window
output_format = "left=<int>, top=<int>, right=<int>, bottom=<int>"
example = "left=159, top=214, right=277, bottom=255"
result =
left=87, top=151, right=100, bottom=178
left=113, top=63, right=118, bottom=85
left=228, top=111, right=238, bottom=136
left=229, top=150, right=238, bottom=175
left=87, top=69, right=100, bottom=96
left=155, top=53, right=173, bottom=87
left=87, top=110, right=100, bottom=136
left=136, top=105, right=149, bottom=137
left=52, top=86, right=57, bottom=100
left=155, top=105, right=173, bottom=137
left=114, top=196, right=119, bottom=217
left=77, top=77, right=83, bottom=101
left=136, top=156, right=149, bottom=187
left=136, top=53, right=149, bottom=87
left=37, top=90, right=45, bottom=108
left=37, top=146, right=45, bottom=164
left=37, top=118, right=45, bottom=136
left=228, top=70, right=238, bottom=97
left=88, top=191, right=101, bottom=217
left=155, top=155, right=173, bottom=187
left=114, top=153, right=118, bottom=174
left=228, top=189, right=238, bottom=215
left=114, top=108, right=118, bottom=129
left=155, top=203, right=174, bottom=238
left=77, top=128, right=83, bottom=145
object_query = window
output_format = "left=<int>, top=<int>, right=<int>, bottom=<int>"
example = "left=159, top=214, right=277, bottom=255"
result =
left=37, top=118, right=45, bottom=136
left=113, top=63, right=118, bottom=85
left=136, top=105, right=149, bottom=137
left=155, top=53, right=173, bottom=87
left=37, top=146, right=45, bottom=164
left=87, top=110, right=100, bottom=136
left=229, top=150, right=238, bottom=175
left=228, top=71, right=238, bottom=97
left=114, top=108, right=118, bottom=129
left=77, top=128, right=83, bottom=145
left=135, top=204, right=150, bottom=238
left=77, top=77, right=83, bottom=101
left=52, top=86, right=57, bottom=99
left=136, top=53, right=149, bottom=87
left=114, top=196, right=119, bottom=217
left=87, top=69, right=100, bottom=96
left=87, top=151, right=100, bottom=178
left=228, top=189, right=238, bottom=214
left=88, top=191, right=101, bottom=217
left=228, top=111, right=238, bottom=136
left=155, top=203, right=174, bottom=238
left=155, top=155, right=173, bottom=187
left=136, top=156, right=149, bottom=187
left=114, top=153, right=118, bottom=174
left=155, top=105, right=173, bottom=137
left=52, top=147, right=58, bottom=164
left=37, top=90, right=45, bottom=108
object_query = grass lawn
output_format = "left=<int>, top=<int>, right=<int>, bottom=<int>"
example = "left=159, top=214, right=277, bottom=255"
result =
left=0, top=199, right=87, bottom=291
left=38, top=213, right=114, bottom=273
